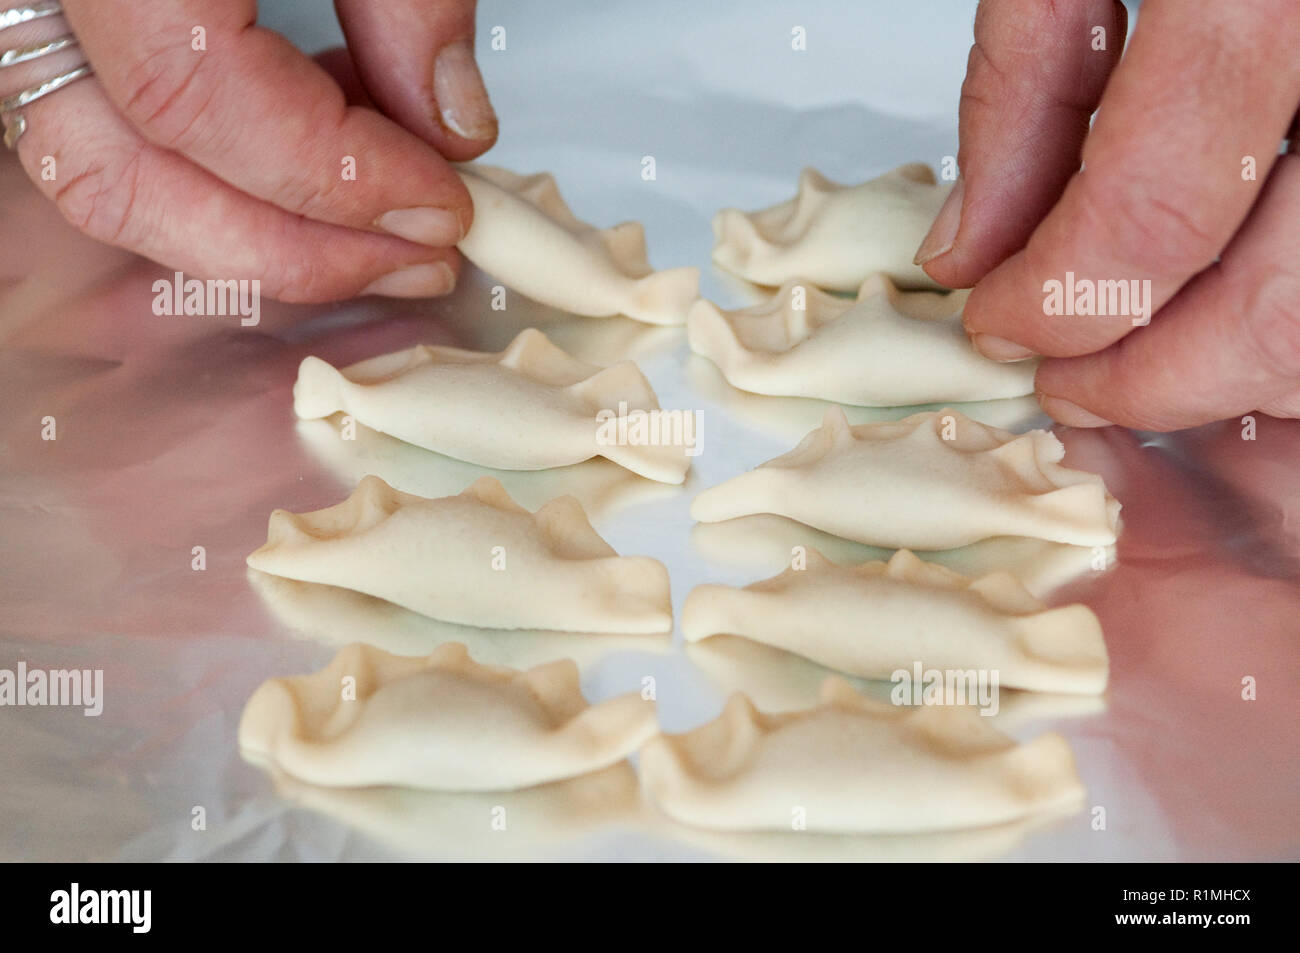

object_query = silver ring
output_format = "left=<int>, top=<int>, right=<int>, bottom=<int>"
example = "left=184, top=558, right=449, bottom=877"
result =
left=1, top=33, right=77, bottom=67
left=0, top=2, right=92, bottom=150
left=1, top=61, right=91, bottom=112
left=0, top=65, right=93, bottom=149
left=3, top=111, right=24, bottom=148
left=0, top=2, right=63, bottom=32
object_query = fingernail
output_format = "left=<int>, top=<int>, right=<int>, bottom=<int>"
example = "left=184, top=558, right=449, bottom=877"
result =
left=360, top=262, right=456, bottom=298
left=434, top=40, right=497, bottom=141
left=1038, top=394, right=1114, bottom=428
left=375, top=207, right=465, bottom=246
left=972, top=333, right=1035, bottom=362
left=913, top=174, right=964, bottom=266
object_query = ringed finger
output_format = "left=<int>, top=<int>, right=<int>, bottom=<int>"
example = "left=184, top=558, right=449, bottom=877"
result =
left=11, top=75, right=458, bottom=302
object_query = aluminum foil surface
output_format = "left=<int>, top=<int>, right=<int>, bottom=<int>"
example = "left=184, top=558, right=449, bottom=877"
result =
left=1, top=0, right=1296, bottom=861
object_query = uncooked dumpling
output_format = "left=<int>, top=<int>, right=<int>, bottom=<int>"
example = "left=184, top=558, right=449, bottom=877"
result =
left=639, top=678, right=1085, bottom=833
left=689, top=513, right=1110, bottom=599
left=682, top=549, right=1108, bottom=694
left=688, top=274, right=1035, bottom=405
left=247, top=570, right=671, bottom=668
left=456, top=163, right=699, bottom=325
left=238, top=642, right=658, bottom=791
left=247, top=475, right=672, bottom=633
left=692, top=407, right=1121, bottom=549
left=294, top=328, right=690, bottom=485
left=683, top=634, right=1107, bottom=732
left=711, top=164, right=949, bottom=291
left=295, top=414, right=679, bottom=523
left=687, top=352, right=1047, bottom=443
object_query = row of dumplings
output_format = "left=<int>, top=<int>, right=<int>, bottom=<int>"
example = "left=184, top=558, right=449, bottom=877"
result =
left=246, top=468, right=1111, bottom=694
left=311, top=163, right=1035, bottom=424
left=239, top=641, right=1085, bottom=835
left=288, top=326, right=1116, bottom=544
left=239, top=160, right=1122, bottom=843
left=454, top=160, right=950, bottom=324
left=241, top=449, right=1113, bottom=836
left=462, top=160, right=1034, bottom=405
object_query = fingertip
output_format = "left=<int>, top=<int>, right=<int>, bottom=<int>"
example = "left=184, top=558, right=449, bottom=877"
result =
left=374, top=205, right=466, bottom=247
left=358, top=259, right=458, bottom=299
left=335, top=0, right=499, bottom=161
left=971, top=333, right=1036, bottom=362
left=913, top=174, right=964, bottom=273
left=959, top=277, right=997, bottom=336
left=431, top=39, right=499, bottom=158
left=1037, top=393, right=1116, bottom=429
left=370, top=156, right=476, bottom=245
left=435, top=124, right=499, bottom=162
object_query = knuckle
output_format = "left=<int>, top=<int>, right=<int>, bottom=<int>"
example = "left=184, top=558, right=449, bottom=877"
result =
left=1241, top=266, right=1300, bottom=379
left=957, top=45, right=1004, bottom=116
left=1080, top=172, right=1225, bottom=278
left=1092, top=352, right=1176, bottom=431
left=53, top=149, right=146, bottom=247
left=267, top=161, right=342, bottom=219
left=973, top=0, right=1112, bottom=63
left=263, top=103, right=349, bottom=218
left=117, top=38, right=214, bottom=150
left=257, top=250, right=326, bottom=303
left=1109, top=388, right=1173, bottom=432
left=974, top=0, right=1061, bottom=57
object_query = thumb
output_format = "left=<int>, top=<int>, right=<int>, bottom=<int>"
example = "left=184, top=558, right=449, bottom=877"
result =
left=335, top=0, right=498, bottom=160
left=915, top=0, right=1126, bottom=288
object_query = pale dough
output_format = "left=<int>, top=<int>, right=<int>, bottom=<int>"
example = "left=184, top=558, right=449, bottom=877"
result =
left=682, top=549, right=1108, bottom=694
left=247, top=571, right=670, bottom=669
left=294, top=328, right=689, bottom=485
left=711, top=164, right=949, bottom=291
left=296, top=415, right=679, bottom=523
left=246, top=475, right=673, bottom=633
left=683, top=635, right=1107, bottom=732
left=238, top=642, right=658, bottom=791
left=692, top=407, right=1121, bottom=549
left=689, top=514, right=1111, bottom=599
left=639, top=678, right=1085, bottom=833
left=688, top=274, right=1036, bottom=405
left=456, top=163, right=699, bottom=325
left=688, top=351, right=1046, bottom=443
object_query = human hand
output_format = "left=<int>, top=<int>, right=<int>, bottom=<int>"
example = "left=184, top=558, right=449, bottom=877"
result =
left=0, top=0, right=497, bottom=302
left=914, top=0, right=1300, bottom=430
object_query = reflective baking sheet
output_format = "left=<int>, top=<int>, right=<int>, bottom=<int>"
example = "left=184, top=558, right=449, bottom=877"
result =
left=2, top=0, right=1297, bottom=862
